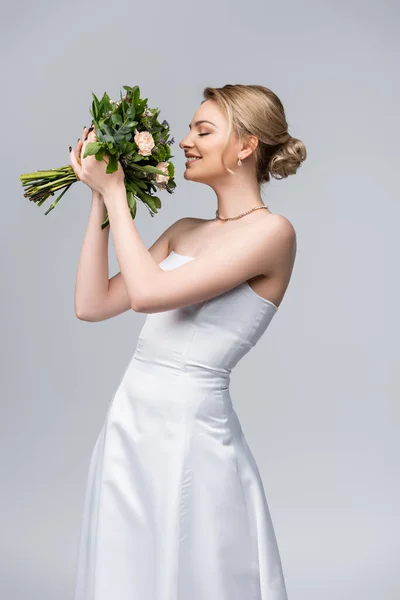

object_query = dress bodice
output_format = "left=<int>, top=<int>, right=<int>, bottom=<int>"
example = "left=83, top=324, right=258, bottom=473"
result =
left=132, top=251, right=278, bottom=385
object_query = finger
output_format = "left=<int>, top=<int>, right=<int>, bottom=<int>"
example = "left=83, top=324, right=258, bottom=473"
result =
left=81, top=127, right=97, bottom=161
left=83, top=124, right=95, bottom=141
left=74, top=127, right=89, bottom=166
left=69, top=146, right=83, bottom=181
left=86, top=122, right=96, bottom=135
left=85, top=127, right=97, bottom=145
left=79, top=126, right=89, bottom=147
left=75, top=139, right=83, bottom=165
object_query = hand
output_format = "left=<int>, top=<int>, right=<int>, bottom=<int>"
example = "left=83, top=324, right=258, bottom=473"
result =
left=69, top=124, right=125, bottom=195
left=71, top=126, right=93, bottom=187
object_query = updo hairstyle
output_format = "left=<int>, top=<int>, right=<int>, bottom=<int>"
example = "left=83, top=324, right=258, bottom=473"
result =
left=202, top=84, right=307, bottom=184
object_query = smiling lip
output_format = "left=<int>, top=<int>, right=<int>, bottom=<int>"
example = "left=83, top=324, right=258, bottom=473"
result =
left=185, top=157, right=202, bottom=166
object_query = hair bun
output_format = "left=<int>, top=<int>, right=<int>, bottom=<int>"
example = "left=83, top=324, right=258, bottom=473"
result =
left=267, top=136, right=307, bottom=181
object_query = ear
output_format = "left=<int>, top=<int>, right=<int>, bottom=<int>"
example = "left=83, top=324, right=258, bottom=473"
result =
left=241, top=134, right=259, bottom=159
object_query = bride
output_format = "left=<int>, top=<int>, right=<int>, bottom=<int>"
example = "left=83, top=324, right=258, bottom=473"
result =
left=70, top=83, right=306, bottom=600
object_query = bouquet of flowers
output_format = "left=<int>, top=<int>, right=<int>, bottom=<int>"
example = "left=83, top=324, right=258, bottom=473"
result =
left=19, top=85, right=176, bottom=229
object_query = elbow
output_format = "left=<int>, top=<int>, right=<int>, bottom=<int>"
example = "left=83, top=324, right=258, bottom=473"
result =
left=74, top=304, right=85, bottom=320
left=75, top=309, right=89, bottom=321
left=75, top=305, right=97, bottom=322
left=130, top=292, right=147, bottom=314
left=74, top=298, right=86, bottom=320
left=130, top=300, right=145, bottom=314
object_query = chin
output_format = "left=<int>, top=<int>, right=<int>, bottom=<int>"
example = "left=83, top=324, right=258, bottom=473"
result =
left=183, top=170, right=197, bottom=181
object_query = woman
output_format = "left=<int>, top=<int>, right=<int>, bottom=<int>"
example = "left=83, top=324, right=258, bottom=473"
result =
left=71, top=84, right=306, bottom=600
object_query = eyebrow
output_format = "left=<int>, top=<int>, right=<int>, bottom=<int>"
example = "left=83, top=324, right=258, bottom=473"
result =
left=189, top=120, right=217, bottom=129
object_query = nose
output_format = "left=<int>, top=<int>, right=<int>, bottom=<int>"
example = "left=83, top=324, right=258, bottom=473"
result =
left=179, top=132, right=193, bottom=151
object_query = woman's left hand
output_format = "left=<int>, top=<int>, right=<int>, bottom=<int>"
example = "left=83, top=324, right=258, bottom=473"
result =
left=69, top=125, right=125, bottom=195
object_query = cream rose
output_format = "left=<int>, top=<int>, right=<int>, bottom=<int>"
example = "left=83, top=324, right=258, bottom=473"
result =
left=134, top=130, right=155, bottom=156
left=155, top=162, right=170, bottom=185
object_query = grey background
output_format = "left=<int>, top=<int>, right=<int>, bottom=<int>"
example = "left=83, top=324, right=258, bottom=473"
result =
left=1, top=0, right=399, bottom=598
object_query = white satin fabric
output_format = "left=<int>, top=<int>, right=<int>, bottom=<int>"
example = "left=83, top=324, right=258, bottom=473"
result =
left=73, top=251, right=288, bottom=600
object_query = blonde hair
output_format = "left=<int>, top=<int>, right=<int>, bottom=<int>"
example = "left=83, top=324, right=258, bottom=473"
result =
left=202, top=84, right=307, bottom=184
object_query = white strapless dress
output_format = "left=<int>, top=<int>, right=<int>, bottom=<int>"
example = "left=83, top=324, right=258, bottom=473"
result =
left=73, top=250, right=288, bottom=600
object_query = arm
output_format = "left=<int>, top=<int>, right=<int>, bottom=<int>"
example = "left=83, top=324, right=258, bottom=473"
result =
left=89, top=217, right=195, bottom=322
left=74, top=191, right=110, bottom=320
left=76, top=203, right=196, bottom=321
left=103, top=185, right=295, bottom=314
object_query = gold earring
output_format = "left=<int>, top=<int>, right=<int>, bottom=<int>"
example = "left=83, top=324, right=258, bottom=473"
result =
left=237, top=155, right=242, bottom=166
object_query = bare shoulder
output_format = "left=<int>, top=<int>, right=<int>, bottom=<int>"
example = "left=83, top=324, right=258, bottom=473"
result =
left=171, top=216, right=203, bottom=234
left=259, top=213, right=297, bottom=276
left=168, top=216, right=206, bottom=248
left=262, top=213, right=297, bottom=247
left=263, top=212, right=296, bottom=236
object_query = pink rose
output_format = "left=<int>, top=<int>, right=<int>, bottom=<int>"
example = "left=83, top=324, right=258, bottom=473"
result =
left=155, top=162, right=170, bottom=185
left=134, top=130, right=155, bottom=156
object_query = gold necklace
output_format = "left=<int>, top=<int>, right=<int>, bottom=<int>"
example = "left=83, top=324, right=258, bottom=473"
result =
left=215, top=205, right=269, bottom=221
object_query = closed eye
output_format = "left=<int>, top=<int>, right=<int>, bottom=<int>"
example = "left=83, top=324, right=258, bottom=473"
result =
left=198, top=133, right=210, bottom=136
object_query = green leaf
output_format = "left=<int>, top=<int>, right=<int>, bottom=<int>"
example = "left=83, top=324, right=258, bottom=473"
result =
left=125, top=181, right=135, bottom=193
left=99, top=92, right=112, bottom=114
left=127, top=191, right=136, bottom=209
left=101, top=219, right=109, bottom=231
left=111, top=113, right=123, bottom=126
left=129, top=153, right=146, bottom=163
left=126, top=105, right=136, bottom=118
left=134, top=164, right=171, bottom=175
left=118, top=125, right=133, bottom=136
left=91, top=92, right=100, bottom=120
left=83, top=142, right=104, bottom=157
left=102, top=124, right=114, bottom=137
left=116, top=137, right=126, bottom=150
left=106, top=155, right=118, bottom=174
left=133, top=180, right=147, bottom=189
left=95, top=147, right=106, bottom=161
left=158, top=147, right=166, bottom=161
left=135, top=189, right=159, bottom=213
left=120, top=90, right=125, bottom=120
left=95, top=130, right=105, bottom=143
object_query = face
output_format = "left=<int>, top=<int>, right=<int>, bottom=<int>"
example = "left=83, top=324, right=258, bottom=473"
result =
left=179, top=99, right=242, bottom=185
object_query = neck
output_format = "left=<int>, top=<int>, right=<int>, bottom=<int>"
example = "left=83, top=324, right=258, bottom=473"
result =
left=210, top=172, right=266, bottom=221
